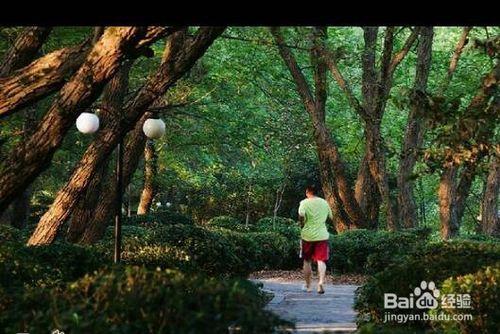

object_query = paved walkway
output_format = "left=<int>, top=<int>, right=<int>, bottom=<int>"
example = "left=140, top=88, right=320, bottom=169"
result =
left=253, top=278, right=359, bottom=333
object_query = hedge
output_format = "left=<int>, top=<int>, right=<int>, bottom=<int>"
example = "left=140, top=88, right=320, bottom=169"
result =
left=329, top=227, right=432, bottom=274
left=430, top=264, right=500, bottom=334
left=355, top=240, right=500, bottom=330
left=2, top=266, right=292, bottom=333
left=98, top=223, right=300, bottom=276
left=125, top=210, right=194, bottom=226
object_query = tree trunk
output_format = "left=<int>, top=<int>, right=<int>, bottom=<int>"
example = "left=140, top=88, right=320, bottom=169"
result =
left=481, top=156, right=499, bottom=236
left=65, top=161, right=110, bottom=242
left=0, top=27, right=52, bottom=227
left=137, top=140, right=157, bottom=215
left=0, top=42, right=90, bottom=119
left=354, top=154, right=381, bottom=228
left=454, top=162, right=479, bottom=225
left=398, top=27, right=434, bottom=228
left=313, top=122, right=368, bottom=232
left=0, top=27, right=51, bottom=77
left=439, top=166, right=459, bottom=239
left=365, top=121, right=398, bottom=230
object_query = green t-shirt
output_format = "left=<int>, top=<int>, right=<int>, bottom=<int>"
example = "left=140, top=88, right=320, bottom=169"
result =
left=298, top=197, right=333, bottom=241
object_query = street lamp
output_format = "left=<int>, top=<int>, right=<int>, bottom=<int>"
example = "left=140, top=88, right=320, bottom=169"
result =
left=76, top=111, right=166, bottom=264
left=142, top=117, right=166, bottom=139
left=76, top=112, right=100, bottom=134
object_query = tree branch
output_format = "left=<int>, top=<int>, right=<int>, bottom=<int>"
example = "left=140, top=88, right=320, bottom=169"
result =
left=439, top=26, right=473, bottom=94
left=389, top=27, right=419, bottom=75
left=269, top=27, right=315, bottom=113
left=310, top=26, right=328, bottom=120
left=320, top=46, right=365, bottom=117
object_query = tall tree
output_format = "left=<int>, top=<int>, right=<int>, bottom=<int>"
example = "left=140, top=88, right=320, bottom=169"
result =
left=321, top=26, right=418, bottom=230
left=438, top=62, right=499, bottom=239
left=272, top=26, right=418, bottom=231
left=271, top=27, right=367, bottom=231
left=397, top=27, right=434, bottom=228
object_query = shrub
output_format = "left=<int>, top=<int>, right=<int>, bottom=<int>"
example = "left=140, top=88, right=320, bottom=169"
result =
left=0, top=241, right=104, bottom=290
left=98, top=223, right=300, bottom=275
left=330, top=227, right=432, bottom=274
left=2, top=266, right=291, bottom=333
left=125, top=210, right=194, bottom=226
left=255, top=217, right=301, bottom=240
left=206, top=216, right=252, bottom=232
left=355, top=240, right=500, bottom=330
left=98, top=224, right=247, bottom=277
left=0, top=241, right=105, bottom=322
left=0, top=225, right=23, bottom=243
left=430, top=264, right=500, bottom=334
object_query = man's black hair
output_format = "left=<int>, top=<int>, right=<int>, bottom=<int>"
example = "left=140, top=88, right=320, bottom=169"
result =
left=305, top=185, right=316, bottom=194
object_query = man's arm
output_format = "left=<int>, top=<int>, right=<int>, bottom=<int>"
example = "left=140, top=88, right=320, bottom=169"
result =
left=298, top=214, right=305, bottom=228
left=298, top=201, right=305, bottom=228
left=327, top=204, right=334, bottom=227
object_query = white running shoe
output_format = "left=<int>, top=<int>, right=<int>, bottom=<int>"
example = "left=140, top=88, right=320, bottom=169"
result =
left=302, top=284, right=312, bottom=293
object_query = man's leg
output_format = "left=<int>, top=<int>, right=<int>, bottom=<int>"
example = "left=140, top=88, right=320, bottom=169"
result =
left=303, top=260, right=312, bottom=292
left=317, top=260, right=326, bottom=294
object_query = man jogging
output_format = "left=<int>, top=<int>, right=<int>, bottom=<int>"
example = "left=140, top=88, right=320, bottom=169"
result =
left=298, top=185, right=333, bottom=294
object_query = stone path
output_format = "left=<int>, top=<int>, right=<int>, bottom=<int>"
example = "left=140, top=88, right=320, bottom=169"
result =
left=252, top=277, right=359, bottom=333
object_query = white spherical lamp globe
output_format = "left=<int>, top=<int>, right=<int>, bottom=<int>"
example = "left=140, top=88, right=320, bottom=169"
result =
left=143, top=118, right=166, bottom=139
left=76, top=112, right=100, bottom=134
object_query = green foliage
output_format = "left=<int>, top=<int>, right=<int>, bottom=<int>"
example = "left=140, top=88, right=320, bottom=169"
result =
left=431, top=265, right=500, bottom=334
left=2, top=266, right=291, bottom=334
left=125, top=210, right=194, bottom=226
left=206, top=215, right=251, bottom=231
left=355, top=240, right=500, bottom=329
left=0, top=224, right=22, bottom=243
left=98, top=223, right=300, bottom=276
left=329, top=227, right=432, bottom=274
left=0, top=241, right=105, bottom=322
left=255, top=217, right=300, bottom=237
left=0, top=241, right=104, bottom=290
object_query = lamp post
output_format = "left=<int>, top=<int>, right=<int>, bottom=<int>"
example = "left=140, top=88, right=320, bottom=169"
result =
left=76, top=109, right=165, bottom=264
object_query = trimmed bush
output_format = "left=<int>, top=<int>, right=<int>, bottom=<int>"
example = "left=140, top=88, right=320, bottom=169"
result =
left=98, top=222, right=300, bottom=275
left=125, top=210, right=194, bottom=226
left=355, top=240, right=500, bottom=330
left=0, top=241, right=105, bottom=323
left=330, top=227, right=432, bottom=274
left=0, top=242, right=104, bottom=290
left=0, top=225, right=23, bottom=243
left=206, top=216, right=252, bottom=232
left=430, top=264, right=500, bottom=334
left=2, top=266, right=291, bottom=333
left=255, top=217, right=301, bottom=240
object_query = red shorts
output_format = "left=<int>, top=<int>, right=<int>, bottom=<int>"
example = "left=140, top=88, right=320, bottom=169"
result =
left=300, top=239, right=329, bottom=262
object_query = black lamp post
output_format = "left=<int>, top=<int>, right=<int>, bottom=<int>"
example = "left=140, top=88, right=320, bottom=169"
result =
left=114, top=139, right=124, bottom=263
left=76, top=110, right=165, bottom=264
